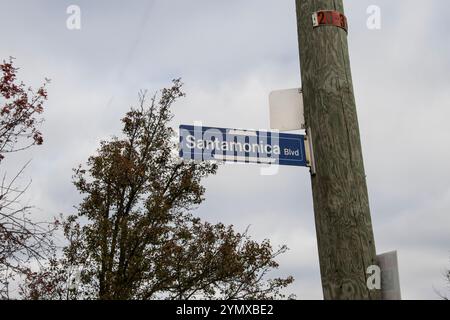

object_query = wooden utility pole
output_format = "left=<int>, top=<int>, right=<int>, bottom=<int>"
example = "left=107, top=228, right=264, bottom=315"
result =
left=295, top=0, right=381, bottom=299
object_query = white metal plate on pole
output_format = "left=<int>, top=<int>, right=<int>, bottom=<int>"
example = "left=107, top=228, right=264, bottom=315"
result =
left=377, top=251, right=402, bottom=300
left=269, top=88, right=305, bottom=131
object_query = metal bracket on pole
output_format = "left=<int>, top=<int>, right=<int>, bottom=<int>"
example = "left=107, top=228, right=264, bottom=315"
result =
left=299, top=88, right=305, bottom=130
left=305, top=127, right=316, bottom=176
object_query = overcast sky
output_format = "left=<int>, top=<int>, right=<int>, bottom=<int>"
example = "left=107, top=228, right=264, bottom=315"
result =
left=1, top=0, right=449, bottom=299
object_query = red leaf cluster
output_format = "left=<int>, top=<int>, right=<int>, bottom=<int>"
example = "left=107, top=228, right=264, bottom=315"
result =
left=0, top=57, right=48, bottom=161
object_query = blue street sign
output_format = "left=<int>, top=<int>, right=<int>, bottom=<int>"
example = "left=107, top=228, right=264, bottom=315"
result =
left=179, top=125, right=308, bottom=167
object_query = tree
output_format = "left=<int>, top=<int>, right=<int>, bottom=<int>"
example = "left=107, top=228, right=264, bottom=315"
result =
left=440, top=260, right=450, bottom=300
left=20, top=80, right=294, bottom=300
left=0, top=58, right=46, bottom=160
left=445, top=267, right=450, bottom=300
left=0, top=57, right=55, bottom=299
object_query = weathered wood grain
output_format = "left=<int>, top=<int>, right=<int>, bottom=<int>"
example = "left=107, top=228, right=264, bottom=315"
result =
left=296, top=0, right=381, bottom=299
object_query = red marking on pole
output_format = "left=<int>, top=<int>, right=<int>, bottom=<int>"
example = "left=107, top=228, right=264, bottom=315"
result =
left=312, top=10, right=348, bottom=33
